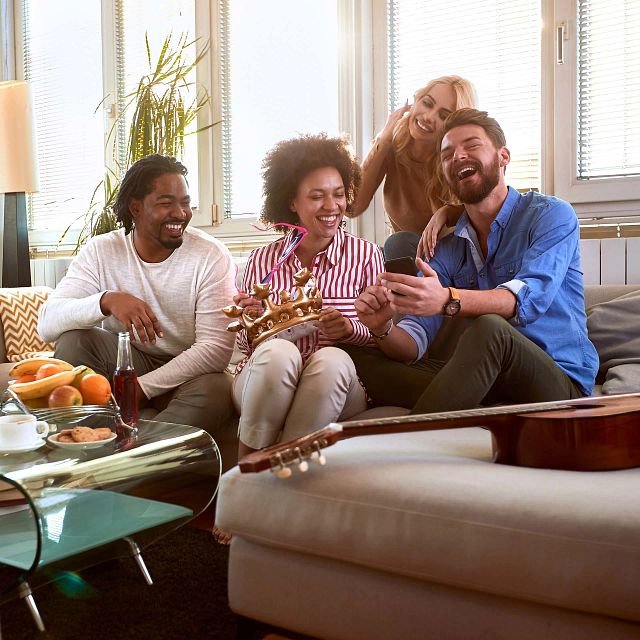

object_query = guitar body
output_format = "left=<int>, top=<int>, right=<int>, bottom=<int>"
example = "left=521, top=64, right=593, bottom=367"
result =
left=491, top=398, right=640, bottom=471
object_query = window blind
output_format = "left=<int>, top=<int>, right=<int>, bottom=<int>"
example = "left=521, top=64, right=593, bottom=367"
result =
left=577, top=0, right=640, bottom=180
left=388, top=0, right=541, bottom=191
left=219, top=0, right=340, bottom=219
left=22, top=0, right=104, bottom=234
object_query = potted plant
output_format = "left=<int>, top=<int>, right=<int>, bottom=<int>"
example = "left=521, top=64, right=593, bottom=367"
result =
left=61, top=32, right=212, bottom=252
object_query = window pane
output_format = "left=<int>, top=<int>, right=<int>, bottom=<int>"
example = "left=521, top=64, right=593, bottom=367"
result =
left=23, top=0, right=104, bottom=235
left=577, top=0, right=640, bottom=180
left=389, top=0, right=541, bottom=190
left=221, top=0, right=340, bottom=218
left=117, top=0, right=200, bottom=203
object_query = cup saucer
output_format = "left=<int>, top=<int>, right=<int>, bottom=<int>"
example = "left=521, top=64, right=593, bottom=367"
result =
left=0, top=439, right=46, bottom=454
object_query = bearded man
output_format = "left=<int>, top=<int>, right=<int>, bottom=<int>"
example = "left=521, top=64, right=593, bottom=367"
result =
left=38, top=155, right=238, bottom=434
left=347, top=108, right=598, bottom=412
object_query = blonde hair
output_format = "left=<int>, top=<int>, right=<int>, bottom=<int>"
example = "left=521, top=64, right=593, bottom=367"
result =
left=392, top=75, right=477, bottom=211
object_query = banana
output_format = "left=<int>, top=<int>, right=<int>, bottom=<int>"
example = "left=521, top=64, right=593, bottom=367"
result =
left=9, top=357, right=74, bottom=379
left=8, top=365, right=88, bottom=401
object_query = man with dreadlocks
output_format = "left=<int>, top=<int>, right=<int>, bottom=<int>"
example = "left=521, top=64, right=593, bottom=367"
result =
left=38, top=154, right=237, bottom=435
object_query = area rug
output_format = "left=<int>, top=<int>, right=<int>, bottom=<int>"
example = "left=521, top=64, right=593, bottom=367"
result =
left=0, top=527, right=239, bottom=639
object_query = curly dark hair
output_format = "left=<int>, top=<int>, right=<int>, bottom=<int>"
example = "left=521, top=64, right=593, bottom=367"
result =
left=260, top=133, right=361, bottom=229
left=114, top=154, right=188, bottom=234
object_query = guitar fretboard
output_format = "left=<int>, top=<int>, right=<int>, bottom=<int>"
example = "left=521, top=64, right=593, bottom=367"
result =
left=339, top=396, right=611, bottom=433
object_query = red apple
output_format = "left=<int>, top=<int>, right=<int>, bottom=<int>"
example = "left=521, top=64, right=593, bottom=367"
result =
left=48, top=385, right=83, bottom=408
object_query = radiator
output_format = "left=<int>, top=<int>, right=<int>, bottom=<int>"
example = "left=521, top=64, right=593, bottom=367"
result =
left=580, top=238, right=640, bottom=285
left=30, top=257, right=74, bottom=288
left=28, top=242, right=635, bottom=289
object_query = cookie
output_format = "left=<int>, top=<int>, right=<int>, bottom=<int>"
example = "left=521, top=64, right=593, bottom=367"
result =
left=57, top=433, right=75, bottom=443
left=93, top=428, right=113, bottom=440
left=71, top=426, right=99, bottom=442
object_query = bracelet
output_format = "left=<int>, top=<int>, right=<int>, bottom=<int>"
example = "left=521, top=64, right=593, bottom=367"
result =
left=369, top=322, right=393, bottom=341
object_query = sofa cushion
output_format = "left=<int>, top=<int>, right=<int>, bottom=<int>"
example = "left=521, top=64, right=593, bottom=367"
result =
left=217, top=428, right=640, bottom=623
left=587, top=289, right=640, bottom=393
left=0, top=287, right=55, bottom=362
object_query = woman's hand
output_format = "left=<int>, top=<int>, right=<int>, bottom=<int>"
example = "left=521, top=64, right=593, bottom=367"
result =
left=418, top=204, right=464, bottom=259
left=419, top=207, right=448, bottom=260
left=379, top=101, right=410, bottom=146
left=233, top=291, right=263, bottom=316
left=318, top=307, right=353, bottom=341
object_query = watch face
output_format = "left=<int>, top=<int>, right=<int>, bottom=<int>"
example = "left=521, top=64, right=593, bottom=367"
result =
left=444, top=300, right=461, bottom=316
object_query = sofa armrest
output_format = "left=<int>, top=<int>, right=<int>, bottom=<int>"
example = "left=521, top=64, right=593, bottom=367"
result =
left=0, top=316, right=6, bottom=363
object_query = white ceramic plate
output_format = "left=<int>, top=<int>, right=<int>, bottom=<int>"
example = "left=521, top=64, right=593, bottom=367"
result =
left=48, top=431, right=117, bottom=450
left=0, top=439, right=47, bottom=454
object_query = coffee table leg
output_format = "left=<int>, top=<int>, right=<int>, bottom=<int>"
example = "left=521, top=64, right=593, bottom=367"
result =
left=18, top=582, right=45, bottom=632
left=125, top=537, right=153, bottom=585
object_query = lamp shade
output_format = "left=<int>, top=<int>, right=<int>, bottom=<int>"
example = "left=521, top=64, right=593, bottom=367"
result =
left=0, top=80, right=39, bottom=194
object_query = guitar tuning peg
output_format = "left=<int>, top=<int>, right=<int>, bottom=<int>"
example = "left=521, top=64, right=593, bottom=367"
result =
left=271, top=452, right=292, bottom=479
left=312, top=442, right=327, bottom=465
left=276, top=466, right=293, bottom=479
left=294, top=447, right=309, bottom=472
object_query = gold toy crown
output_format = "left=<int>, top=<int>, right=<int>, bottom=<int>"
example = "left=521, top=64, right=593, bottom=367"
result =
left=224, top=268, right=323, bottom=347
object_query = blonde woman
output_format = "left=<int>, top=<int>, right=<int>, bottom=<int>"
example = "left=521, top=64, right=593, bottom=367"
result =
left=350, top=75, right=477, bottom=260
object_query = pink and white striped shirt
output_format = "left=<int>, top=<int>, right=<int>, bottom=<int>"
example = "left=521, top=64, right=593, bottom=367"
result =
left=235, top=228, right=384, bottom=372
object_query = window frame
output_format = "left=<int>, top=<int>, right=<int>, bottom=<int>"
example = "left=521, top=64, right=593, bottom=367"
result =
left=9, top=0, right=640, bottom=254
left=552, top=0, right=640, bottom=216
left=205, top=0, right=378, bottom=249
left=13, top=0, right=215, bottom=253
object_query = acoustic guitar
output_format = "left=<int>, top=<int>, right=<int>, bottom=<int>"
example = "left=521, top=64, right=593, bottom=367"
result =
left=238, top=393, right=640, bottom=477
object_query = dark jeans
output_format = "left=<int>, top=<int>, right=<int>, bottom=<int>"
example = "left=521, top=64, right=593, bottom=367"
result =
left=383, top=231, right=420, bottom=261
left=343, top=314, right=584, bottom=413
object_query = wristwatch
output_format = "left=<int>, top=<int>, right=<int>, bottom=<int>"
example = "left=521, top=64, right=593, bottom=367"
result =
left=443, top=287, right=461, bottom=317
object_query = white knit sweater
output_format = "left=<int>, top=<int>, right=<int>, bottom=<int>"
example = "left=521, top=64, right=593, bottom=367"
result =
left=38, top=227, right=237, bottom=398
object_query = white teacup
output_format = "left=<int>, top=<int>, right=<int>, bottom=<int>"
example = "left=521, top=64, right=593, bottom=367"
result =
left=0, top=414, right=50, bottom=449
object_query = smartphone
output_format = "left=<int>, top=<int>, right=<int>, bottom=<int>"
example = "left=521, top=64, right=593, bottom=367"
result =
left=384, top=256, right=417, bottom=277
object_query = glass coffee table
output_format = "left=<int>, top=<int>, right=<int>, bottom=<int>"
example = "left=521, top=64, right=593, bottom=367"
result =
left=0, top=417, right=221, bottom=631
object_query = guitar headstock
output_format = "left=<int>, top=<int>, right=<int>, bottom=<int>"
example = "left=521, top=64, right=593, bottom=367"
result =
left=238, top=424, right=343, bottom=477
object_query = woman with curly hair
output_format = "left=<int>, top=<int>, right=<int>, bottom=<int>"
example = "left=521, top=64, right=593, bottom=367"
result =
left=350, top=75, right=477, bottom=260
left=232, top=133, right=384, bottom=460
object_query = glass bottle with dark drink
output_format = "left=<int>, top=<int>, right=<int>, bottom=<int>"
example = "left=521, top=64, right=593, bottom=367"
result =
left=113, top=331, right=138, bottom=428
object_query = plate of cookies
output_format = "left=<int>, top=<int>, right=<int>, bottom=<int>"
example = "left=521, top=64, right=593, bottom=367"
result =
left=48, top=426, right=116, bottom=449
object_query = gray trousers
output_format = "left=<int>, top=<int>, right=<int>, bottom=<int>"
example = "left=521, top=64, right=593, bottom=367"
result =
left=342, top=314, right=584, bottom=413
left=54, top=328, right=237, bottom=438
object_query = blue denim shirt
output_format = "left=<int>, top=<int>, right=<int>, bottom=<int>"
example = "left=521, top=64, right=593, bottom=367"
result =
left=398, top=187, right=598, bottom=395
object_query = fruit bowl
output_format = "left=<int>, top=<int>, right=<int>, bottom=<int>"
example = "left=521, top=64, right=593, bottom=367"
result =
left=0, top=388, right=122, bottom=426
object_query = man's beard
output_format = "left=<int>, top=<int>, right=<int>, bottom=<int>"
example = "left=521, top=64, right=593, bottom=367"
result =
left=160, top=237, right=184, bottom=250
left=448, top=155, right=501, bottom=204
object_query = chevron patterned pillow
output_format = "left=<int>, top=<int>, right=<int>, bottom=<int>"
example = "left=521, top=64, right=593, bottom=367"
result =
left=0, top=287, right=56, bottom=363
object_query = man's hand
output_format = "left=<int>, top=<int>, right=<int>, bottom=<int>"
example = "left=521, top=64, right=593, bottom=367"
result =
left=354, top=284, right=394, bottom=334
left=318, top=307, right=353, bottom=341
left=100, top=291, right=163, bottom=345
left=380, top=257, right=449, bottom=317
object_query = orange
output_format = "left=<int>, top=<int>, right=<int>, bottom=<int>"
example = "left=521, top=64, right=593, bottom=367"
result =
left=79, top=373, right=112, bottom=405
left=35, top=363, right=65, bottom=380
left=15, top=374, right=37, bottom=383
left=71, top=367, right=95, bottom=389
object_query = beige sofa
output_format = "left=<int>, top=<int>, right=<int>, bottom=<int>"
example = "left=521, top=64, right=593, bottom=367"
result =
left=0, top=290, right=241, bottom=471
left=215, top=285, right=640, bottom=640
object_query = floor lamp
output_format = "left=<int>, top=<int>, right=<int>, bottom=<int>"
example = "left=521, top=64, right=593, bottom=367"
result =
left=0, top=81, right=39, bottom=288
